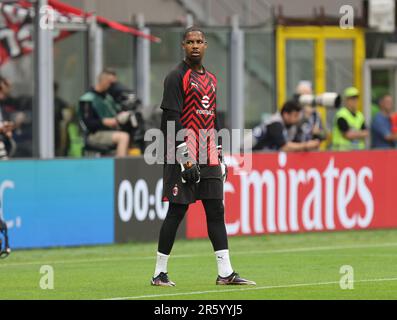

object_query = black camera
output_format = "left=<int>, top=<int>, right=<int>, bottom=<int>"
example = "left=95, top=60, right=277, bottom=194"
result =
left=108, top=81, right=142, bottom=112
left=108, top=82, right=146, bottom=151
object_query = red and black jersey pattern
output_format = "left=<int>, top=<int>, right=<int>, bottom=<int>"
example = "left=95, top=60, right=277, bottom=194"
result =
left=180, top=68, right=219, bottom=165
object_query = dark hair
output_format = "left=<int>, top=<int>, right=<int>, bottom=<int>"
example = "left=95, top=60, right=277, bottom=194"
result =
left=281, top=100, right=302, bottom=114
left=182, top=26, right=205, bottom=42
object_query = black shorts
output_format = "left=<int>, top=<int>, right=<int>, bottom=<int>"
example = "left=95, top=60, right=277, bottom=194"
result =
left=162, top=164, right=224, bottom=204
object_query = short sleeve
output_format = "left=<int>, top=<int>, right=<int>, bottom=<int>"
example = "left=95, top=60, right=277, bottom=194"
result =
left=160, top=70, right=184, bottom=113
left=337, top=118, right=350, bottom=133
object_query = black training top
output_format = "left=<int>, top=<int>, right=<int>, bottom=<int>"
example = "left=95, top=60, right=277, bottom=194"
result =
left=160, top=61, right=220, bottom=165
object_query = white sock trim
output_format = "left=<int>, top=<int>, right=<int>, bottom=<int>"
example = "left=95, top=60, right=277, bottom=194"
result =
left=157, top=251, right=169, bottom=257
left=215, top=249, right=229, bottom=255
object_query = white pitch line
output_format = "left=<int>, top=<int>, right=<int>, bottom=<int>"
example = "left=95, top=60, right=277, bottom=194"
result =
left=1, top=242, right=397, bottom=268
left=105, top=277, right=397, bottom=300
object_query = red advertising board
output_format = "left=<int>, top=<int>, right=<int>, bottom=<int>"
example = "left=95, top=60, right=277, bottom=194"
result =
left=186, top=150, right=397, bottom=238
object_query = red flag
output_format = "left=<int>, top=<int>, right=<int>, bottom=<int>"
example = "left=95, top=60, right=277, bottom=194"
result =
left=48, top=0, right=160, bottom=43
left=0, top=0, right=160, bottom=66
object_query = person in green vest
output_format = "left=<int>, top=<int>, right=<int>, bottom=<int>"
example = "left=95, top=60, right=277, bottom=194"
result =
left=78, top=69, right=130, bottom=157
left=332, top=87, right=369, bottom=151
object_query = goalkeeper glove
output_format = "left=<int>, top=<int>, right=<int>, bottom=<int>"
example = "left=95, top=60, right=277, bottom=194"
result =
left=217, top=145, right=228, bottom=183
left=176, top=143, right=200, bottom=184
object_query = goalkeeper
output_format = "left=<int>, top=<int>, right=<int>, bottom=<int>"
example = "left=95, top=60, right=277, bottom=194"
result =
left=151, top=27, right=255, bottom=287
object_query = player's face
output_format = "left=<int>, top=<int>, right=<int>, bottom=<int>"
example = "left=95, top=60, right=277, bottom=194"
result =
left=182, top=31, right=207, bottom=64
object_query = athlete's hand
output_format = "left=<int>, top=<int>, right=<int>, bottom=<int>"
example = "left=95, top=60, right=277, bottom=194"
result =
left=217, top=145, right=228, bottom=183
left=176, top=142, right=200, bottom=183
left=181, top=162, right=200, bottom=184
left=222, top=163, right=228, bottom=183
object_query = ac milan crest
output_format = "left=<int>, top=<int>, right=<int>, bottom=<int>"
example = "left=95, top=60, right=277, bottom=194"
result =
left=172, top=184, right=179, bottom=196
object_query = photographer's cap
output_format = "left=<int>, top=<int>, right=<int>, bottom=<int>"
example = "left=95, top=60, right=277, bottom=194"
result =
left=344, top=87, right=359, bottom=98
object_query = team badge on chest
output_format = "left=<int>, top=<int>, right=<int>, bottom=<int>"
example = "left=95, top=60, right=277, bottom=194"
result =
left=172, top=184, right=179, bottom=196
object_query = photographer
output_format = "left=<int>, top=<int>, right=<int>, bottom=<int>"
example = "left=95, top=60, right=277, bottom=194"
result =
left=78, top=69, right=130, bottom=157
left=0, top=215, right=10, bottom=258
left=0, top=76, right=16, bottom=159
left=251, top=100, right=320, bottom=152
left=293, top=82, right=327, bottom=146
left=107, top=73, right=146, bottom=154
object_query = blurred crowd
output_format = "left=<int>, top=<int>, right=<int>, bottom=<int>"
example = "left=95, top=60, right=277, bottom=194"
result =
left=1, top=74, right=397, bottom=160
left=0, top=69, right=147, bottom=160
left=250, top=81, right=397, bottom=153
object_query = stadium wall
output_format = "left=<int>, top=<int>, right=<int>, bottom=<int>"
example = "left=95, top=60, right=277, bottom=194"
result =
left=2, top=150, right=397, bottom=249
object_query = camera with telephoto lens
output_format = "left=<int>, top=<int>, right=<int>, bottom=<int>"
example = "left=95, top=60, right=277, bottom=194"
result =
left=108, top=81, right=146, bottom=147
left=293, top=92, right=341, bottom=109
left=108, top=81, right=142, bottom=112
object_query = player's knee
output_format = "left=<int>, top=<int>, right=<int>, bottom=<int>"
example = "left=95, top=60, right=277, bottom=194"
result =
left=205, top=201, right=225, bottom=222
left=166, top=203, right=188, bottom=221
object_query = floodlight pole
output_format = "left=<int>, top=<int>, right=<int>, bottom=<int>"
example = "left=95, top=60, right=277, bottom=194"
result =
left=33, top=0, right=54, bottom=159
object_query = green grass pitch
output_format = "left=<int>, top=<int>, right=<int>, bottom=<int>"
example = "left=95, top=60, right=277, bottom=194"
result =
left=1, top=229, right=397, bottom=300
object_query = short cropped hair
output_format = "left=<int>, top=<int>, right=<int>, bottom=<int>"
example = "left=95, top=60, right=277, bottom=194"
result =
left=182, top=26, right=206, bottom=42
left=281, top=100, right=302, bottom=114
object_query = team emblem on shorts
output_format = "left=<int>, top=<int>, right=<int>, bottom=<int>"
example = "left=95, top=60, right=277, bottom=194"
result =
left=172, top=184, right=179, bottom=196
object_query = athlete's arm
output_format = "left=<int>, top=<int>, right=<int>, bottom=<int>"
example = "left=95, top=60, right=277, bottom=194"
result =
left=163, top=109, right=184, bottom=133
left=160, top=70, right=184, bottom=113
